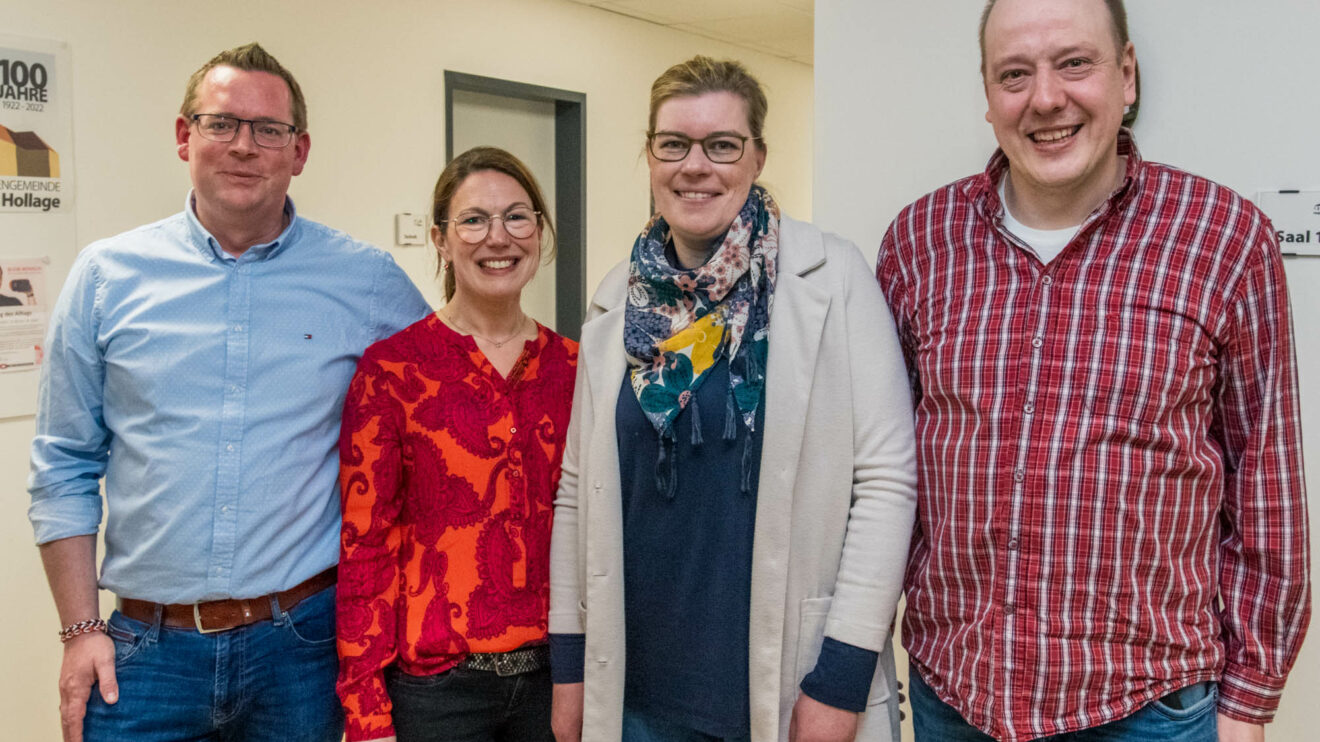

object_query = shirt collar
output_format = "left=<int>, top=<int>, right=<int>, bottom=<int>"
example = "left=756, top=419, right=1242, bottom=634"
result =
left=965, top=127, right=1144, bottom=225
left=183, top=190, right=300, bottom=263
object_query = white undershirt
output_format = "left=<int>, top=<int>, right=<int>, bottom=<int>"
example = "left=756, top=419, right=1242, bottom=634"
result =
left=998, top=177, right=1080, bottom=265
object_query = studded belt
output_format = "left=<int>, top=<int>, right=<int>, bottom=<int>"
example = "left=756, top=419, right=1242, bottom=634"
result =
left=459, top=645, right=550, bottom=676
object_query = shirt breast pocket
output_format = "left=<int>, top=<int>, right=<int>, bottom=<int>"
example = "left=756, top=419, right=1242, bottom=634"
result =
left=1080, top=305, right=1216, bottom=429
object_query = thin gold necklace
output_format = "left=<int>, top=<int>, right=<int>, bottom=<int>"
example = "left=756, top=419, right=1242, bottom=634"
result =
left=442, top=307, right=529, bottom=348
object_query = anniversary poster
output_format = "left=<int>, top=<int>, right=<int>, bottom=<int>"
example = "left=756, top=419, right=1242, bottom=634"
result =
left=0, top=37, right=72, bottom=213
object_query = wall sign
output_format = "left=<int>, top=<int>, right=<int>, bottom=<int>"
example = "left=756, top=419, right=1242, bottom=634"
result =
left=1256, top=189, right=1320, bottom=257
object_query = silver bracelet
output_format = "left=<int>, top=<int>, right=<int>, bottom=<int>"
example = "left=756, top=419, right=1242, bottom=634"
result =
left=59, top=618, right=107, bottom=643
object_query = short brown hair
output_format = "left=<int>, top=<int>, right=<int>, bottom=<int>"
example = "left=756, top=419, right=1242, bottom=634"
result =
left=648, top=56, right=768, bottom=150
left=430, top=146, right=557, bottom=302
left=978, top=0, right=1138, bottom=127
left=181, top=43, right=308, bottom=131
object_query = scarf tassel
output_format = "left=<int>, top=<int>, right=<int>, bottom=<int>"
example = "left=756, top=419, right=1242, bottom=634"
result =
left=723, top=389, right=738, bottom=441
left=656, top=428, right=678, bottom=500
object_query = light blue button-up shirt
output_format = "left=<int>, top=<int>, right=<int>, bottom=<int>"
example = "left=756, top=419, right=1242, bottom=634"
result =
left=28, top=195, right=431, bottom=603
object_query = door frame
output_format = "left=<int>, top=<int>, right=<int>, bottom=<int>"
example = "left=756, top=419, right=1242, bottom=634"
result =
left=444, top=71, right=587, bottom=340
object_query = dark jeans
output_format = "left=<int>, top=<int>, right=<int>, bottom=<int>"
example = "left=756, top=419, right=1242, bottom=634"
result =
left=910, top=669, right=1218, bottom=741
left=84, top=585, right=342, bottom=742
left=386, top=664, right=553, bottom=742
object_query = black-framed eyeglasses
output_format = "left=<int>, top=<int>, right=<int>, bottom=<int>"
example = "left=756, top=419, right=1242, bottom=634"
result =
left=647, top=131, right=760, bottom=164
left=442, top=208, right=541, bottom=244
left=190, top=113, right=298, bottom=149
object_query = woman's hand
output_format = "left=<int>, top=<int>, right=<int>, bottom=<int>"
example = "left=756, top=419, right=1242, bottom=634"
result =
left=788, top=693, right=859, bottom=742
left=552, top=682, right=585, bottom=742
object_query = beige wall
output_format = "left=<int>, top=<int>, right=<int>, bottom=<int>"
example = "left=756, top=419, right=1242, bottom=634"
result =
left=0, top=1, right=811, bottom=737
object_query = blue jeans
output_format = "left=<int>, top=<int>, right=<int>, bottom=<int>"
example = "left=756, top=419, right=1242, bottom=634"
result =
left=385, top=664, right=552, bottom=742
left=621, top=706, right=752, bottom=742
left=84, top=585, right=342, bottom=742
left=910, top=670, right=1217, bottom=741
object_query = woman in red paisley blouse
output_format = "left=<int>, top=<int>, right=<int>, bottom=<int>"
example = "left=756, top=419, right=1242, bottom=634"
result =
left=336, top=146, right=578, bottom=742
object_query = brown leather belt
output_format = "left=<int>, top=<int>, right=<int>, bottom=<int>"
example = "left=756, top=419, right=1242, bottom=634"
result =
left=117, top=567, right=336, bottom=633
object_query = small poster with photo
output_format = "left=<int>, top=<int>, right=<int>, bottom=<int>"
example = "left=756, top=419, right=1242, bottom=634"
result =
left=0, top=255, right=49, bottom=373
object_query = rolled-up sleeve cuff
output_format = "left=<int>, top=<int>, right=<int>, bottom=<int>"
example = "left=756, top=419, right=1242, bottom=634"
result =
left=1217, top=662, right=1288, bottom=724
left=550, top=632, right=585, bottom=684
left=799, top=636, right=880, bottom=713
left=28, top=492, right=102, bottom=545
left=345, top=716, right=395, bottom=742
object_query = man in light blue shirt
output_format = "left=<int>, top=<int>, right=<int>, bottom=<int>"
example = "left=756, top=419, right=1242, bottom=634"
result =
left=28, top=43, right=429, bottom=742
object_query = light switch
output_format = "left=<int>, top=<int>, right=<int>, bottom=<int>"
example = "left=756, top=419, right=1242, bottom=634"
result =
left=394, top=213, right=426, bottom=246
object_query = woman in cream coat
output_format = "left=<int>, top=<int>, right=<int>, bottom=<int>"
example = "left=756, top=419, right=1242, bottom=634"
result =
left=549, top=57, right=916, bottom=742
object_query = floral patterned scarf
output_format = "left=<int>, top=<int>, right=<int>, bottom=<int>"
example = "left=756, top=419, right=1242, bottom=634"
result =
left=624, top=185, right=780, bottom=496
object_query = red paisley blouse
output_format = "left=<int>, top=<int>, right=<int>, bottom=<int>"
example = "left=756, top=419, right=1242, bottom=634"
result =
left=335, top=314, right=577, bottom=741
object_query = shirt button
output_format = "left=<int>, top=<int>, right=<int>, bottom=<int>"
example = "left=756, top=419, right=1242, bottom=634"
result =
left=1042, top=275, right=1053, bottom=286
left=1007, top=538, right=1020, bottom=550
left=221, top=505, right=230, bottom=514
left=1013, top=468, right=1025, bottom=482
left=226, top=443, right=235, bottom=452
left=509, top=426, right=518, bottom=434
left=1030, top=337, right=1043, bottom=348
left=511, top=470, right=521, bottom=479
left=1023, top=403, right=1035, bottom=415
left=1004, top=603, right=1017, bottom=616
left=233, top=324, right=244, bottom=332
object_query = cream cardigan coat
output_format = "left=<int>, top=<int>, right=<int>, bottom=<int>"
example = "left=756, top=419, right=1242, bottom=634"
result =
left=549, top=217, right=917, bottom=742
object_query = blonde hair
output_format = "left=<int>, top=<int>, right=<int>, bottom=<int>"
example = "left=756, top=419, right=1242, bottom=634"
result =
left=181, top=43, right=308, bottom=131
left=648, top=56, right=768, bottom=149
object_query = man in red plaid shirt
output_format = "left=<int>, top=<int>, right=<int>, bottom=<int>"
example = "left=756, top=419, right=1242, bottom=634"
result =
left=876, top=0, right=1310, bottom=740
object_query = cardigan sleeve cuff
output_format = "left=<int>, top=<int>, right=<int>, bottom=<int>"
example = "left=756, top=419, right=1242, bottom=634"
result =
left=799, top=636, right=880, bottom=713
left=550, top=632, right=585, bottom=684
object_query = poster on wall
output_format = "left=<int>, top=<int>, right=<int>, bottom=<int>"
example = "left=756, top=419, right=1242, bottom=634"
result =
left=0, top=36, right=72, bottom=214
left=0, top=256, right=48, bottom=373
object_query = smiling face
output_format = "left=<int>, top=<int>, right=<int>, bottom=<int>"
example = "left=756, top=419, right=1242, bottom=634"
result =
left=175, top=65, right=309, bottom=237
left=982, top=0, right=1135, bottom=219
left=433, top=169, right=542, bottom=308
left=648, top=91, right=766, bottom=268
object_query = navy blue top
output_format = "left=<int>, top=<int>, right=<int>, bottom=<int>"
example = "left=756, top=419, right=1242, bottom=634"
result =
left=549, top=262, right=879, bottom=721
left=615, top=357, right=762, bottom=737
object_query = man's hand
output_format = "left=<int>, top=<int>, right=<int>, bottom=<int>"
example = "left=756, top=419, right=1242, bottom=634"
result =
left=1217, top=714, right=1264, bottom=742
left=788, top=693, right=859, bottom=742
left=552, top=682, right=584, bottom=742
left=58, top=630, right=117, bottom=742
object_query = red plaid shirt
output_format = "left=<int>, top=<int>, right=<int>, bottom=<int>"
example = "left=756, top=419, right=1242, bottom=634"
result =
left=877, top=132, right=1310, bottom=741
